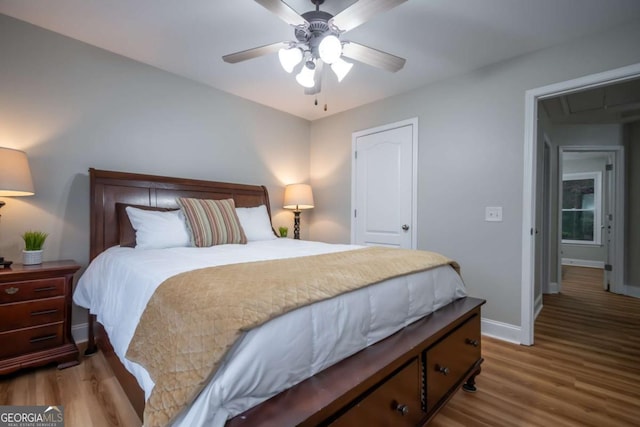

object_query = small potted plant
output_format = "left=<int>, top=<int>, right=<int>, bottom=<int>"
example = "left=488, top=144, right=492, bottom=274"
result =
left=21, top=231, right=48, bottom=265
left=278, top=226, right=288, bottom=238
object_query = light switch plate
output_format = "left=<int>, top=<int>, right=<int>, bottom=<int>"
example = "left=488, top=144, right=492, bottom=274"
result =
left=485, top=207, right=503, bottom=222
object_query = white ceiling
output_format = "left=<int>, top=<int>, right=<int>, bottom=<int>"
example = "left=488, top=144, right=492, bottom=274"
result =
left=2, top=0, right=640, bottom=121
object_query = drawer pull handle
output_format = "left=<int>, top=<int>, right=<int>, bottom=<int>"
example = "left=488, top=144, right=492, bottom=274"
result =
left=394, top=403, right=409, bottom=416
left=34, top=286, right=58, bottom=292
left=4, top=287, right=19, bottom=295
left=31, top=309, right=58, bottom=316
left=437, top=365, right=450, bottom=375
left=30, top=334, right=58, bottom=344
left=466, top=338, right=480, bottom=347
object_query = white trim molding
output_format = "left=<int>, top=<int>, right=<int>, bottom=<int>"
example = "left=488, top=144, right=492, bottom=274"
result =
left=534, top=294, right=543, bottom=320
left=545, top=282, right=559, bottom=294
left=561, top=258, right=605, bottom=269
left=521, top=62, right=640, bottom=346
left=481, top=318, right=521, bottom=344
left=72, top=322, right=89, bottom=344
left=625, top=285, right=640, bottom=299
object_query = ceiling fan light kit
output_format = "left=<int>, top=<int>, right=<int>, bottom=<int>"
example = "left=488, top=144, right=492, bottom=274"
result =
left=318, top=34, right=342, bottom=64
left=223, top=0, right=407, bottom=96
left=331, top=57, right=353, bottom=82
left=278, top=46, right=303, bottom=73
left=296, top=62, right=316, bottom=88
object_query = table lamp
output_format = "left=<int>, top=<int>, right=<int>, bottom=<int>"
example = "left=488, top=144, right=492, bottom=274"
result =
left=283, top=184, right=314, bottom=240
left=0, top=147, right=35, bottom=267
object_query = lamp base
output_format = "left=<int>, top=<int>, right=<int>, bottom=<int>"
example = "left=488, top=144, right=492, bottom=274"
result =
left=293, top=210, right=301, bottom=240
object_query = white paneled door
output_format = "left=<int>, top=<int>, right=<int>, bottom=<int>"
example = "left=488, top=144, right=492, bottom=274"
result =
left=352, top=120, right=417, bottom=248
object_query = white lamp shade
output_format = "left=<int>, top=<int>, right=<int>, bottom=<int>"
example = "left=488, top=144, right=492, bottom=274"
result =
left=296, top=64, right=316, bottom=88
left=278, top=47, right=302, bottom=73
left=0, top=147, right=35, bottom=196
left=283, top=184, right=314, bottom=210
left=331, top=57, right=353, bottom=82
left=318, top=35, right=342, bottom=64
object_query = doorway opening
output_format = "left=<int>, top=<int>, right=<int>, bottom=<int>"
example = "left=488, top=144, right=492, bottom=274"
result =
left=521, top=62, right=640, bottom=345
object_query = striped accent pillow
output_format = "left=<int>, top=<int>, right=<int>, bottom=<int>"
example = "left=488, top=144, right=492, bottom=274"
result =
left=177, top=198, right=247, bottom=247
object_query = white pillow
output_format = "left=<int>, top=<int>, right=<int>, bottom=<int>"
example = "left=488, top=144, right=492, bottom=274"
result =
left=125, top=206, right=191, bottom=249
left=235, top=205, right=277, bottom=241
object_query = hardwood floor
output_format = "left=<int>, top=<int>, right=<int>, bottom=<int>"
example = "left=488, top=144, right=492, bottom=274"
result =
left=1, top=266, right=637, bottom=426
left=0, top=344, right=140, bottom=427
left=432, top=266, right=640, bottom=426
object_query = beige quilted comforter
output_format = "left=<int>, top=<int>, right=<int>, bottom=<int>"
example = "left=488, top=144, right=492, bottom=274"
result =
left=126, top=246, right=459, bottom=426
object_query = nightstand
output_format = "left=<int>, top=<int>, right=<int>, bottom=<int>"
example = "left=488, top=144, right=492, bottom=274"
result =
left=0, top=260, right=80, bottom=375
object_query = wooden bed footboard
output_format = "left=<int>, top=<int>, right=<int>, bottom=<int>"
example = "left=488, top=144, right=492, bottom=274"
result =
left=227, top=296, right=485, bottom=427
left=89, top=297, right=484, bottom=426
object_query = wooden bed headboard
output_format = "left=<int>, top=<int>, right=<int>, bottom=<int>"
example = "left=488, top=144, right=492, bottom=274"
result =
left=89, top=168, right=273, bottom=261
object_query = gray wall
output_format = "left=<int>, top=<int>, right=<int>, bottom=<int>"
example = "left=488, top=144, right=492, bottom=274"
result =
left=309, top=19, right=640, bottom=327
left=0, top=15, right=311, bottom=326
left=626, top=121, right=640, bottom=290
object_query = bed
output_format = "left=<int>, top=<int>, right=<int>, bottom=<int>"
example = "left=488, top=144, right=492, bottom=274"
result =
left=77, top=168, right=485, bottom=426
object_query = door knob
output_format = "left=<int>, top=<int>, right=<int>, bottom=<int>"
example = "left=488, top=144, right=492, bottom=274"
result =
left=402, top=224, right=409, bottom=231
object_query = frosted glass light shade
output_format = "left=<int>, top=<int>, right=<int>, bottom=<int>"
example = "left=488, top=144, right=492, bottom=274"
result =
left=295, top=64, right=316, bottom=88
left=318, top=35, right=342, bottom=64
left=331, top=57, right=353, bottom=82
left=0, top=147, right=34, bottom=196
left=278, top=47, right=302, bottom=73
left=283, top=184, right=314, bottom=210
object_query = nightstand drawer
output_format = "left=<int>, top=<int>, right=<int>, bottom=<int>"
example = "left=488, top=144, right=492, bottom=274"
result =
left=0, top=297, right=65, bottom=332
left=0, top=323, right=64, bottom=358
left=0, top=277, right=65, bottom=303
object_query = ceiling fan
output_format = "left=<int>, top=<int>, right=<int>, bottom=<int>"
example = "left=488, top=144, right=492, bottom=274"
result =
left=222, top=0, right=407, bottom=95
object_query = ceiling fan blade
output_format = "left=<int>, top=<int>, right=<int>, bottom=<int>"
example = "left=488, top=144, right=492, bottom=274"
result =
left=254, top=0, right=309, bottom=27
left=342, top=41, right=406, bottom=72
left=223, top=42, right=289, bottom=63
left=330, top=0, right=407, bottom=32
left=305, top=61, right=324, bottom=95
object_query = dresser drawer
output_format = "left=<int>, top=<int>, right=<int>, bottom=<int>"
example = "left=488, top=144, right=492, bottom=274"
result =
left=330, top=358, right=423, bottom=427
left=425, top=314, right=481, bottom=411
left=0, top=278, right=65, bottom=303
left=0, top=297, right=65, bottom=332
left=0, top=323, right=64, bottom=358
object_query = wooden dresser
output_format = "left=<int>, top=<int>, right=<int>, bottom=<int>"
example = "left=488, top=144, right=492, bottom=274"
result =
left=0, top=260, right=80, bottom=375
left=228, top=297, right=485, bottom=427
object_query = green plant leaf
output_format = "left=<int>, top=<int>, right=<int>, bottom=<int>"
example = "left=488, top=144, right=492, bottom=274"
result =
left=21, top=231, right=48, bottom=251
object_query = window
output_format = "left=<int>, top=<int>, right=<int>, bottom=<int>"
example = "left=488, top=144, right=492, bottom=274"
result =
left=562, top=172, right=601, bottom=245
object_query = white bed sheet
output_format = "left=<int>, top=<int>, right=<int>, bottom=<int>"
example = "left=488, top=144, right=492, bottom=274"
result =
left=73, top=239, right=466, bottom=426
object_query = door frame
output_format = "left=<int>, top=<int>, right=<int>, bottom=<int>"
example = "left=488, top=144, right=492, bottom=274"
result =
left=521, top=62, right=640, bottom=345
left=557, top=146, right=624, bottom=293
left=541, top=135, right=552, bottom=295
left=351, top=117, right=419, bottom=248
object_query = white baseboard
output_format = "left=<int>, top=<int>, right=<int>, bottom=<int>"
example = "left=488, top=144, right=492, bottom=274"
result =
left=481, top=318, right=521, bottom=344
left=625, top=285, right=640, bottom=298
left=561, top=258, right=604, bottom=269
left=72, top=322, right=88, bottom=344
left=534, top=294, right=543, bottom=320
left=545, top=282, right=559, bottom=294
